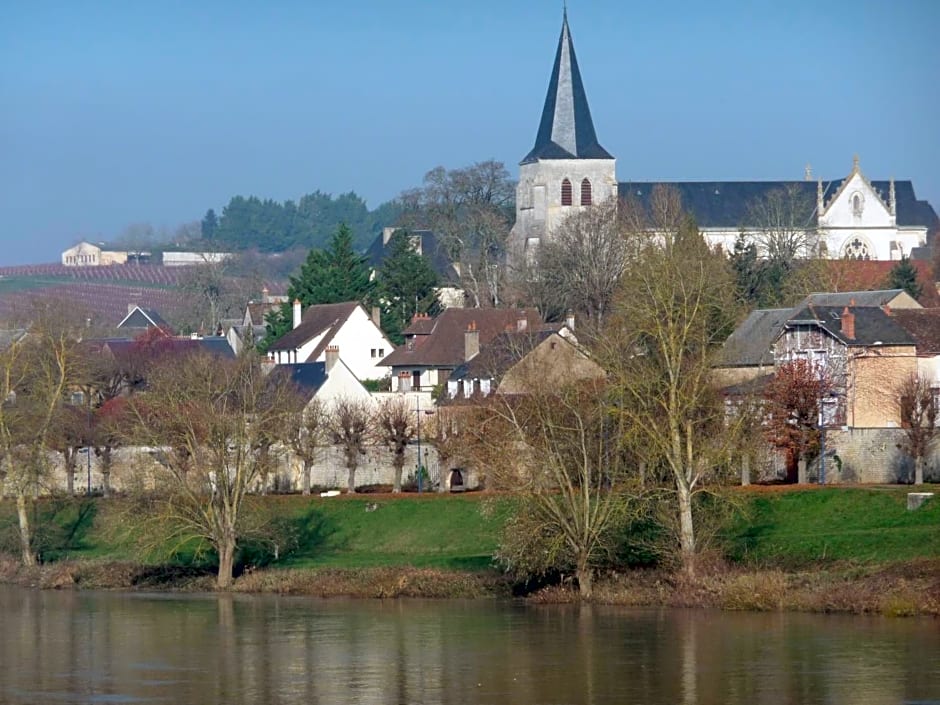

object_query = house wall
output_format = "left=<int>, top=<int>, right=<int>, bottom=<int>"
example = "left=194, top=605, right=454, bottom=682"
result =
left=712, top=366, right=771, bottom=387
left=390, top=366, right=444, bottom=393
left=849, top=347, right=917, bottom=427
left=315, top=307, right=393, bottom=382
left=315, top=361, right=374, bottom=406
left=498, top=335, right=604, bottom=395
left=812, top=428, right=940, bottom=484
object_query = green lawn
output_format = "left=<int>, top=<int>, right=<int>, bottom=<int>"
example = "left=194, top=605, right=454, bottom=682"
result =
left=726, top=487, right=940, bottom=567
left=2, top=488, right=937, bottom=573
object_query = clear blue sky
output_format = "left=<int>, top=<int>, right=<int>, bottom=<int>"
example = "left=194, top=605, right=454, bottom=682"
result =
left=2, top=0, right=938, bottom=264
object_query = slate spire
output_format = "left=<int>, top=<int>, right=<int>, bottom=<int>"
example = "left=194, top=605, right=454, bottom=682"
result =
left=522, top=11, right=612, bottom=164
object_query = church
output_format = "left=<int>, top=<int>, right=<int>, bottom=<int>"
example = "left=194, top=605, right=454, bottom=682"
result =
left=510, top=12, right=939, bottom=263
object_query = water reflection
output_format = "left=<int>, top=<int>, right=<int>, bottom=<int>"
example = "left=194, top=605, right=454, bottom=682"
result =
left=0, top=586, right=938, bottom=704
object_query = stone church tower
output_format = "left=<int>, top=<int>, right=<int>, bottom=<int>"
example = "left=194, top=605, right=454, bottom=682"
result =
left=510, top=11, right=618, bottom=256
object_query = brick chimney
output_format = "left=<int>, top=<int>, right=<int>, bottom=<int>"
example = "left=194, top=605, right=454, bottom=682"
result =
left=325, top=345, right=339, bottom=372
left=371, top=306, right=381, bottom=328
left=841, top=306, right=855, bottom=340
left=464, top=321, right=479, bottom=361
left=565, top=310, right=575, bottom=331
left=292, top=299, right=302, bottom=329
left=261, top=285, right=270, bottom=304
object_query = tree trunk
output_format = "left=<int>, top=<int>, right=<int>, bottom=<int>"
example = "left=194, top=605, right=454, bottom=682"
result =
left=576, top=554, right=593, bottom=600
left=392, top=457, right=403, bottom=493
left=740, top=454, right=750, bottom=486
left=302, top=460, right=311, bottom=496
left=639, top=461, right=647, bottom=486
left=676, top=481, right=695, bottom=578
left=65, top=449, right=75, bottom=496
left=217, top=535, right=236, bottom=589
left=797, top=456, right=808, bottom=485
left=346, top=464, right=357, bottom=494
left=101, top=447, right=112, bottom=498
left=16, top=493, right=35, bottom=567
left=915, top=456, right=924, bottom=486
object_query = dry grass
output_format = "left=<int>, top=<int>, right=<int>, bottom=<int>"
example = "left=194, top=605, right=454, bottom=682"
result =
left=530, top=559, right=940, bottom=616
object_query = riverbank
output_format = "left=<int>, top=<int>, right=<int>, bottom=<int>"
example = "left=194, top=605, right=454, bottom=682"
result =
left=1, top=487, right=938, bottom=614
left=2, top=555, right=938, bottom=616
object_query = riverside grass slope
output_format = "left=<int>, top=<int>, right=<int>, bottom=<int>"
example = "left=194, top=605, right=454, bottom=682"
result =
left=1, top=487, right=938, bottom=608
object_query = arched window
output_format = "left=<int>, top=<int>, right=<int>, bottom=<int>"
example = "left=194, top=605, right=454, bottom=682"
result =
left=561, top=178, right=572, bottom=206
left=581, top=178, right=592, bottom=206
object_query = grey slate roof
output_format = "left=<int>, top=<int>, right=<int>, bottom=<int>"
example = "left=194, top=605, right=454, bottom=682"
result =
left=450, top=329, right=557, bottom=382
left=117, top=306, right=173, bottom=332
left=617, top=180, right=939, bottom=231
left=267, top=362, right=328, bottom=397
left=718, top=308, right=791, bottom=367
left=785, top=305, right=915, bottom=347
left=521, top=11, right=612, bottom=164
left=797, top=289, right=911, bottom=309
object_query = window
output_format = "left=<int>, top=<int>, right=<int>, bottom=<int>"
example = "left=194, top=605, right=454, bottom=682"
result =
left=412, top=370, right=421, bottom=391
left=378, top=348, right=384, bottom=358
left=370, top=349, right=377, bottom=358
left=561, top=178, right=572, bottom=206
left=581, top=178, right=592, bottom=206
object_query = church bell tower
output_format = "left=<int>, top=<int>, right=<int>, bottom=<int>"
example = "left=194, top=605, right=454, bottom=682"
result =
left=510, top=10, right=617, bottom=256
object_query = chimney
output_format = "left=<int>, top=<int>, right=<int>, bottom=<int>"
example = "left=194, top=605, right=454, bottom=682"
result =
left=516, top=313, right=528, bottom=332
left=565, top=310, right=575, bottom=331
left=841, top=306, right=855, bottom=340
left=127, top=303, right=136, bottom=315
left=325, top=345, right=339, bottom=373
left=882, top=304, right=892, bottom=316
left=371, top=306, right=381, bottom=328
left=464, top=321, right=479, bottom=361
left=292, top=299, right=302, bottom=329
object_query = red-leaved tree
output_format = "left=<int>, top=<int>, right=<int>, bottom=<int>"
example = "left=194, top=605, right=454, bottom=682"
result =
left=763, top=359, right=834, bottom=484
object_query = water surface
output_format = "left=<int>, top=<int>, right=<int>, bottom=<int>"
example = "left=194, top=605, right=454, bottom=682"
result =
left=1, top=586, right=937, bottom=704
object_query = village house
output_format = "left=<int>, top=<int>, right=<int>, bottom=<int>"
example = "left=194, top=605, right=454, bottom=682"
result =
left=366, top=228, right=465, bottom=308
left=379, top=308, right=543, bottom=398
left=445, top=324, right=601, bottom=401
left=266, top=301, right=394, bottom=384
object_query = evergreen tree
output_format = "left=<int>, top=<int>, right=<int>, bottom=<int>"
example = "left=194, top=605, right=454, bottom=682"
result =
left=887, top=255, right=923, bottom=301
left=201, top=209, right=218, bottom=240
left=262, top=224, right=375, bottom=348
left=375, top=230, right=441, bottom=344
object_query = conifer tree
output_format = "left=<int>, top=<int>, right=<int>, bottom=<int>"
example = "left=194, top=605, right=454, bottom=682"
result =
left=262, top=224, right=375, bottom=348
left=375, top=230, right=441, bottom=344
left=887, top=255, right=922, bottom=301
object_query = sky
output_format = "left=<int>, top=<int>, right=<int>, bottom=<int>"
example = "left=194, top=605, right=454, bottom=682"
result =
left=1, top=0, right=938, bottom=265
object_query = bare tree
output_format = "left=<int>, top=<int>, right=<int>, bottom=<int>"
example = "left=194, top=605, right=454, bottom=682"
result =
left=0, top=303, right=85, bottom=566
left=744, top=184, right=817, bottom=264
left=597, top=206, right=743, bottom=578
left=527, top=200, right=627, bottom=332
left=328, top=397, right=372, bottom=494
left=128, top=351, right=302, bottom=588
left=375, top=397, right=417, bottom=493
left=898, top=373, right=938, bottom=485
left=399, top=160, right=515, bottom=308
left=466, top=377, right=637, bottom=599
left=283, top=398, right=327, bottom=495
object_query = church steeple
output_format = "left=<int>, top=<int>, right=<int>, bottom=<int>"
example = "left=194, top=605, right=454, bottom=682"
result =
left=522, top=11, right=612, bottom=164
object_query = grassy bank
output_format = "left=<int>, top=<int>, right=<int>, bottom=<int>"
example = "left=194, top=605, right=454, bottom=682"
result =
left=1, top=487, right=938, bottom=611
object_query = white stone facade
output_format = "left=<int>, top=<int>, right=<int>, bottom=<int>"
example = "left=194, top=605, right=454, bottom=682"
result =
left=512, top=158, right=617, bottom=253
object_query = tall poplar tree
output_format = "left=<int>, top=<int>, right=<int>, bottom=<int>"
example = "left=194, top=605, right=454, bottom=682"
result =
left=262, top=224, right=375, bottom=348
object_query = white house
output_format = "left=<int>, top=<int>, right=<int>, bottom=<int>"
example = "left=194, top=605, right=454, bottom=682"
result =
left=269, top=346, right=373, bottom=408
left=61, top=241, right=130, bottom=266
left=266, top=301, right=394, bottom=383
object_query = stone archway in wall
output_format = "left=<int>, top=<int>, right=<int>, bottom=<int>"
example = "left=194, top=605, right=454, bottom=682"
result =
left=840, top=234, right=874, bottom=260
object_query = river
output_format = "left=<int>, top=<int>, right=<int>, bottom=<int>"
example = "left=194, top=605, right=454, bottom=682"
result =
left=0, top=586, right=937, bottom=704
